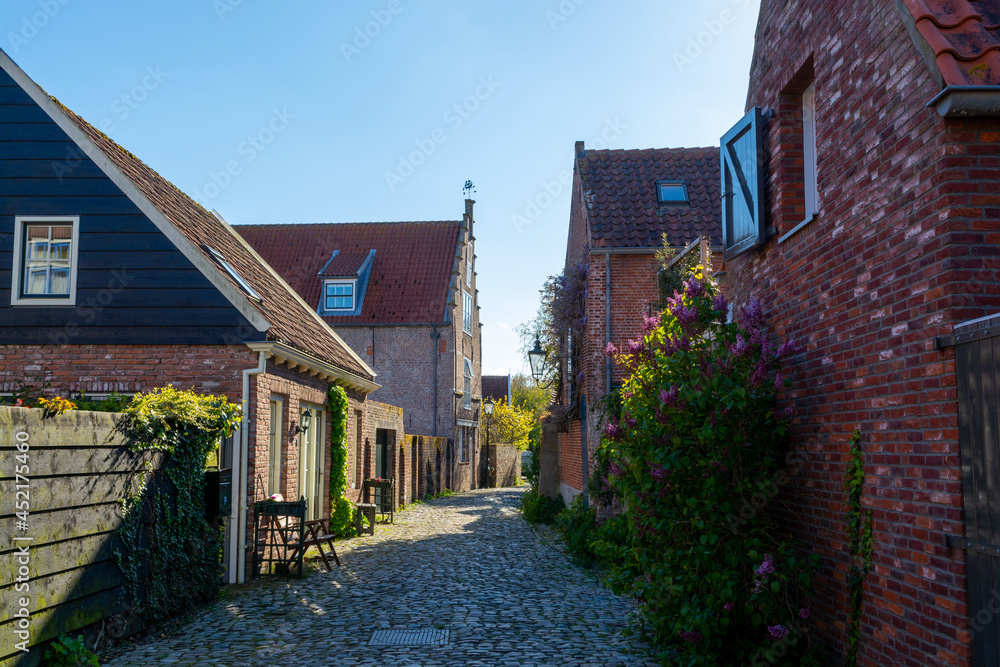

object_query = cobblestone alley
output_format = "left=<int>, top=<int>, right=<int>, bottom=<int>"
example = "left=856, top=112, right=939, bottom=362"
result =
left=104, top=487, right=655, bottom=666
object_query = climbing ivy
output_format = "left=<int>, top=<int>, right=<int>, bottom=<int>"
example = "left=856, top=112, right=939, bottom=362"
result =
left=327, top=383, right=355, bottom=536
left=844, top=429, right=874, bottom=665
left=114, top=386, right=241, bottom=624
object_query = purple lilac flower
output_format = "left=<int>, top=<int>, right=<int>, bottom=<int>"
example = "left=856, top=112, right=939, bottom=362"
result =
left=712, top=294, right=729, bottom=314
left=798, top=608, right=811, bottom=620
left=679, top=630, right=703, bottom=643
left=778, top=406, right=795, bottom=419
left=649, top=463, right=670, bottom=482
left=724, top=602, right=735, bottom=611
left=676, top=335, right=691, bottom=352
left=739, top=297, right=765, bottom=329
left=642, top=312, right=661, bottom=333
left=608, top=461, right=623, bottom=479
left=659, top=386, right=680, bottom=408
left=774, top=372, right=784, bottom=391
left=777, top=338, right=798, bottom=357
left=673, top=304, right=699, bottom=331
left=684, top=275, right=705, bottom=298
left=755, top=554, right=775, bottom=577
left=604, top=342, right=619, bottom=358
left=750, top=360, right=769, bottom=387
left=767, top=625, right=789, bottom=640
left=727, top=334, right=750, bottom=359
left=604, top=420, right=621, bottom=440
left=627, top=339, right=645, bottom=356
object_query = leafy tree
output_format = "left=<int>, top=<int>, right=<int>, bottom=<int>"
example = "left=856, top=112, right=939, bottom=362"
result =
left=486, top=398, right=534, bottom=450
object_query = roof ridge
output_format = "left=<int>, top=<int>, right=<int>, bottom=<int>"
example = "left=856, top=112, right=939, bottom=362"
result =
left=235, top=220, right=462, bottom=227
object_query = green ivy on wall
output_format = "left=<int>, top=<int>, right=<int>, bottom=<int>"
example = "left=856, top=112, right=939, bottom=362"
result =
left=844, top=428, right=874, bottom=666
left=114, top=386, right=240, bottom=624
left=327, top=383, right=355, bottom=536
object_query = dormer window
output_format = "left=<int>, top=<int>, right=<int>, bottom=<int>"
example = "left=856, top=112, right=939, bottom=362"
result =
left=324, top=280, right=355, bottom=311
left=656, top=181, right=689, bottom=204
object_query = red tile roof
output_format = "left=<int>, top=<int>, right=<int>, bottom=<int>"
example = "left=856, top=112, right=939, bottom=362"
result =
left=904, top=0, right=1000, bottom=85
left=576, top=147, right=721, bottom=249
left=236, top=222, right=461, bottom=324
left=54, top=103, right=373, bottom=381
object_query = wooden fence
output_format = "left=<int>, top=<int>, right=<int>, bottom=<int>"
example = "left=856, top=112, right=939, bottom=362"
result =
left=0, top=407, right=160, bottom=667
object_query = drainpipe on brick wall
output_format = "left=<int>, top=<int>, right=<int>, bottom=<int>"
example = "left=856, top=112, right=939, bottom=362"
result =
left=605, top=253, right=612, bottom=394
left=234, top=351, right=267, bottom=584
left=431, top=327, right=440, bottom=436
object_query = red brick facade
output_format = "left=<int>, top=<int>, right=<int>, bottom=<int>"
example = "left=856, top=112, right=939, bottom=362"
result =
left=719, top=2, right=1000, bottom=664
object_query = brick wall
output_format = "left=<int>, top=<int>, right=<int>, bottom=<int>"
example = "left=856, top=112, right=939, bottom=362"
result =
left=720, top=1, right=1000, bottom=664
left=0, top=344, right=255, bottom=398
left=488, top=442, right=522, bottom=488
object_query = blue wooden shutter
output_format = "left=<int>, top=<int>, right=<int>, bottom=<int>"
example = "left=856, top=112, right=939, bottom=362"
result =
left=721, top=107, right=765, bottom=260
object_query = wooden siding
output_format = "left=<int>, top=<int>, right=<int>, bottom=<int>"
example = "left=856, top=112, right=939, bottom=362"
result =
left=0, top=408, right=164, bottom=666
left=0, top=69, right=262, bottom=345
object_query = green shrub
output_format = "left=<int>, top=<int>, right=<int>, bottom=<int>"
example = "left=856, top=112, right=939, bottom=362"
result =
left=598, top=267, right=820, bottom=665
left=555, top=495, right=599, bottom=562
left=327, top=384, right=355, bottom=537
left=521, top=487, right=564, bottom=524
left=43, top=634, right=99, bottom=667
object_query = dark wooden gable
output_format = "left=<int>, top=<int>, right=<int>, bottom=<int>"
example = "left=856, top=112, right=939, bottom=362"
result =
left=0, top=69, right=262, bottom=345
left=721, top=107, right=766, bottom=260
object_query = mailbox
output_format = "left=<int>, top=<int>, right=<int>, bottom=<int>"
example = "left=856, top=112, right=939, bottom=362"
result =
left=205, top=468, right=233, bottom=524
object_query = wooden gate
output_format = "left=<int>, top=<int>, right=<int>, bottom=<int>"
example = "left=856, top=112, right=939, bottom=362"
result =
left=950, top=313, right=1000, bottom=665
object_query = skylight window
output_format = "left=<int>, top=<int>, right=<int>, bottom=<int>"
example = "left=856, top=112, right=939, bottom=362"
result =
left=657, top=181, right=689, bottom=204
left=203, top=245, right=262, bottom=303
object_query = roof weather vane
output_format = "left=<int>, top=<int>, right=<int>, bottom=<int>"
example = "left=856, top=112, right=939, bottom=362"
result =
left=463, top=180, right=476, bottom=197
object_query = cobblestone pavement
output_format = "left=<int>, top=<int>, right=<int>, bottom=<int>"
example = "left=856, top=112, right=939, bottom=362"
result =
left=104, top=487, right=655, bottom=666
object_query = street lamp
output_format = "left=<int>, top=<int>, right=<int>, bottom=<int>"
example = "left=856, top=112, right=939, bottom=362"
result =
left=528, top=337, right=553, bottom=388
left=483, top=398, right=494, bottom=488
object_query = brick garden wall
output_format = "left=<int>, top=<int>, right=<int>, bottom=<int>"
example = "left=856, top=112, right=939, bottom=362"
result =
left=720, top=1, right=1000, bottom=664
left=489, top=442, right=522, bottom=488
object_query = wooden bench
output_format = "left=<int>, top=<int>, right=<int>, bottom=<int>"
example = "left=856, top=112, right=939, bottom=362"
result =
left=302, top=519, right=341, bottom=571
left=356, top=503, right=377, bottom=536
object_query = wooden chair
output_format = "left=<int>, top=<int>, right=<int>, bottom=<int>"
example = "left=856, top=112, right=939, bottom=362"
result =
left=356, top=502, right=377, bottom=536
left=302, top=519, right=341, bottom=570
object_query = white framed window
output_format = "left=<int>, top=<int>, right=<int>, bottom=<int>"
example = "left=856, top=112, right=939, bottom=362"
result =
left=268, top=397, right=283, bottom=496
left=11, top=216, right=80, bottom=306
left=466, top=244, right=473, bottom=287
left=463, top=290, right=474, bottom=334
left=323, top=279, right=355, bottom=312
left=463, top=358, right=473, bottom=410
left=802, top=81, right=818, bottom=221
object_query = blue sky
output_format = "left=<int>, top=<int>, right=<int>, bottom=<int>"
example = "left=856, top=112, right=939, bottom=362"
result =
left=2, top=0, right=760, bottom=375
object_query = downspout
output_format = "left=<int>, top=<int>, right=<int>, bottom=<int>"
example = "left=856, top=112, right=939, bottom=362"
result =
left=431, top=327, right=441, bottom=436
left=234, top=351, right=267, bottom=584
left=605, top=253, right=612, bottom=394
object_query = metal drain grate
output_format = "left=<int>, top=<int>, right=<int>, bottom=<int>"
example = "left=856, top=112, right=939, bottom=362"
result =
left=368, top=628, right=450, bottom=646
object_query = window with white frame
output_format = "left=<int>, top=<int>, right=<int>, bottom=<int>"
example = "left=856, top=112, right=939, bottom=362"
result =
left=268, top=398, right=283, bottom=496
left=323, top=280, right=355, bottom=311
left=463, top=358, right=473, bottom=410
left=466, top=244, right=473, bottom=287
left=802, top=81, right=818, bottom=221
left=463, top=290, right=474, bottom=334
left=458, top=427, right=467, bottom=462
left=11, top=217, right=80, bottom=306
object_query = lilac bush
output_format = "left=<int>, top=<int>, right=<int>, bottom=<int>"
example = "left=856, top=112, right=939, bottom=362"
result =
left=595, top=268, right=821, bottom=665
